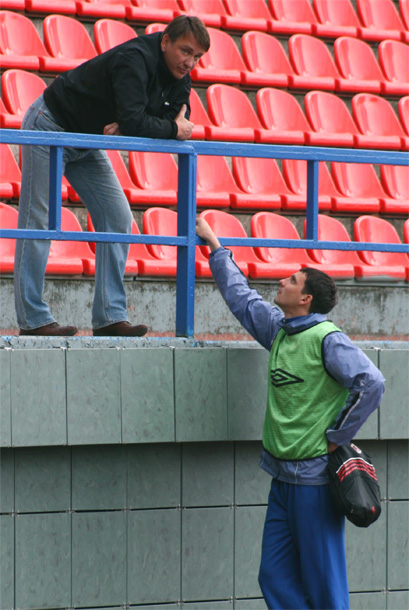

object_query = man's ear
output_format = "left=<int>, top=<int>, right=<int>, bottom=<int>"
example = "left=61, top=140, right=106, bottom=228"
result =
left=161, top=33, right=170, bottom=52
left=300, top=293, right=313, bottom=308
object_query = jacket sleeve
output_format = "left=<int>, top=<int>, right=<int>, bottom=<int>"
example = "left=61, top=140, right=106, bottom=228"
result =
left=323, top=333, right=385, bottom=445
left=209, top=247, right=284, bottom=350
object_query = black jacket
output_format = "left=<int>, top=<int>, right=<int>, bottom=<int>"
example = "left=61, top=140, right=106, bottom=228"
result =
left=43, top=32, right=191, bottom=139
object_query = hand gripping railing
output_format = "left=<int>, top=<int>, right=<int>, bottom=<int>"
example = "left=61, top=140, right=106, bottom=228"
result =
left=0, top=128, right=408, bottom=337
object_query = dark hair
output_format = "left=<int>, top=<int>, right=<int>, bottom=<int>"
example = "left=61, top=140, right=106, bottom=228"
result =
left=300, top=267, right=338, bottom=314
left=163, top=15, right=210, bottom=52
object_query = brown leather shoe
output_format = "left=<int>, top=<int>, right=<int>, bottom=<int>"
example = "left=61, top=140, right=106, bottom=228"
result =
left=19, top=322, right=78, bottom=336
left=93, top=321, right=148, bottom=337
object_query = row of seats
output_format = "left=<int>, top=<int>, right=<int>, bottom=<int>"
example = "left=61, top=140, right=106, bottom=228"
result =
left=2, top=143, right=408, bottom=215
left=3, top=0, right=409, bottom=42
left=1, top=11, right=408, bottom=97
left=1, top=203, right=408, bottom=281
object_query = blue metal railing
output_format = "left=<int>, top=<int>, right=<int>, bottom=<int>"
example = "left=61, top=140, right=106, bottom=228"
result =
left=0, top=128, right=408, bottom=336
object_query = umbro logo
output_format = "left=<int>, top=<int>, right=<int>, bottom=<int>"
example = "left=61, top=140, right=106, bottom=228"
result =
left=270, top=368, right=304, bottom=387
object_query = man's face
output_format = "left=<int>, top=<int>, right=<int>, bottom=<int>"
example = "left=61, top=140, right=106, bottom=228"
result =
left=161, top=32, right=206, bottom=79
left=274, top=271, right=311, bottom=316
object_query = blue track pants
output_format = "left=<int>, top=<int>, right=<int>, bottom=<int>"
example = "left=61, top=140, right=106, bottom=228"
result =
left=259, top=479, right=349, bottom=610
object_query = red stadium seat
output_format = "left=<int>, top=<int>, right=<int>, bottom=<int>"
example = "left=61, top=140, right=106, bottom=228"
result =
left=0, top=202, right=18, bottom=274
left=379, top=165, right=409, bottom=215
left=268, top=0, right=317, bottom=35
left=190, top=28, right=248, bottom=85
left=205, top=84, right=262, bottom=142
left=128, top=151, right=178, bottom=206
left=106, top=150, right=141, bottom=204
left=196, top=155, right=243, bottom=208
left=231, top=156, right=291, bottom=210
left=1, top=70, right=46, bottom=129
left=76, top=0, right=132, bottom=19
left=331, top=163, right=384, bottom=213
left=356, top=0, right=408, bottom=42
left=399, top=96, right=409, bottom=135
left=0, top=97, right=20, bottom=129
left=352, top=93, right=409, bottom=151
left=87, top=213, right=141, bottom=275
left=0, top=11, right=49, bottom=71
left=1, top=1, right=25, bottom=9
left=47, top=208, right=95, bottom=276
left=25, top=0, right=77, bottom=15
left=41, top=14, right=97, bottom=72
left=281, top=160, right=338, bottom=212
left=221, top=0, right=273, bottom=32
left=249, top=212, right=313, bottom=279
left=178, top=0, right=227, bottom=28
left=312, top=0, right=361, bottom=38
left=0, top=144, right=21, bottom=199
left=400, top=0, right=409, bottom=29
left=198, top=209, right=261, bottom=276
left=255, top=88, right=310, bottom=145
left=189, top=88, right=215, bottom=140
left=354, top=216, right=409, bottom=281
left=126, top=0, right=179, bottom=23
left=304, top=90, right=358, bottom=147
left=403, top=218, right=409, bottom=244
left=240, top=31, right=293, bottom=88
left=378, top=40, right=409, bottom=97
left=334, top=36, right=388, bottom=95
left=144, top=23, right=166, bottom=34
left=303, top=214, right=362, bottom=279
left=94, top=19, right=137, bottom=54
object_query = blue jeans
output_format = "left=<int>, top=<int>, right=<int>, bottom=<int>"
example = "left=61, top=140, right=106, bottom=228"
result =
left=259, top=479, right=349, bottom=610
left=14, top=95, right=133, bottom=330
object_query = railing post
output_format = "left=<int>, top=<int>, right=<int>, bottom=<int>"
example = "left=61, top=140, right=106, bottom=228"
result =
left=305, top=159, right=319, bottom=241
left=48, top=146, right=63, bottom=231
left=176, top=150, right=197, bottom=337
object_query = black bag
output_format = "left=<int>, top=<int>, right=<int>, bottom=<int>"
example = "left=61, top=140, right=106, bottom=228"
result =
left=328, top=442, right=382, bottom=528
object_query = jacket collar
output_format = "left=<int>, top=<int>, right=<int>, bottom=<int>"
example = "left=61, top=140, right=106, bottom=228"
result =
left=278, top=313, right=328, bottom=335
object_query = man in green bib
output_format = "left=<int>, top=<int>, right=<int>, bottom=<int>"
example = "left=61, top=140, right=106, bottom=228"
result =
left=196, top=217, right=385, bottom=610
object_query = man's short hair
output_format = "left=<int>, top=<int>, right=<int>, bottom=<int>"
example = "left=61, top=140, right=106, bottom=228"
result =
left=164, top=15, right=210, bottom=52
left=300, top=267, right=338, bottom=314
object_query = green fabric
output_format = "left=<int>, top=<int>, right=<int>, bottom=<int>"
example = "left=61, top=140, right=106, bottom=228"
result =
left=263, top=321, right=349, bottom=460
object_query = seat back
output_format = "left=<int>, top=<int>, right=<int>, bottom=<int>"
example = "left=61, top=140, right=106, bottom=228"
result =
left=136, top=0, right=179, bottom=9
left=128, top=152, right=178, bottom=191
left=0, top=143, right=21, bottom=185
left=332, top=162, right=386, bottom=198
left=313, top=0, right=361, bottom=27
left=199, top=209, right=259, bottom=263
left=303, top=214, right=361, bottom=264
left=189, top=88, right=213, bottom=127
left=0, top=202, right=18, bottom=259
left=0, top=10, right=47, bottom=56
left=106, top=150, right=137, bottom=191
left=94, top=19, right=137, bottom=54
left=398, top=96, right=409, bottom=134
left=334, top=36, right=384, bottom=81
left=256, top=87, right=311, bottom=131
left=180, top=0, right=227, bottom=14
left=232, top=156, right=291, bottom=195
left=241, top=31, right=293, bottom=75
left=49, top=207, right=94, bottom=259
left=251, top=212, right=311, bottom=264
left=270, top=0, right=318, bottom=24
left=43, top=14, right=97, bottom=60
left=283, top=160, right=340, bottom=197
left=305, top=90, right=359, bottom=135
left=288, top=34, right=339, bottom=78
left=403, top=218, right=409, bottom=244
left=143, top=207, right=177, bottom=260
left=206, top=84, right=262, bottom=129
left=144, top=23, right=166, bottom=34
left=224, top=0, right=272, bottom=19
left=357, top=0, right=405, bottom=30
left=1, top=69, right=46, bottom=116
left=352, top=93, right=406, bottom=137
left=380, top=165, right=409, bottom=200
left=196, top=156, right=238, bottom=192
left=378, top=40, right=409, bottom=84
left=400, top=0, right=409, bottom=29
left=198, top=28, right=246, bottom=70
left=354, top=215, right=407, bottom=266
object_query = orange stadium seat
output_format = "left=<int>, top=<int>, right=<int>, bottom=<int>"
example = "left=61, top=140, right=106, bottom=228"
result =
left=128, top=151, right=178, bottom=206
left=144, top=23, right=166, bottom=34
left=281, top=160, right=338, bottom=212
left=400, top=0, right=409, bottom=29
left=379, top=165, right=409, bottom=215
left=255, top=88, right=310, bottom=145
left=46, top=208, right=96, bottom=276
left=303, top=214, right=362, bottom=279
left=331, top=163, right=384, bottom=213
left=178, top=0, right=227, bottom=28
left=249, top=212, right=313, bottom=279
left=0, top=145, right=21, bottom=199
left=94, top=19, right=137, bottom=54
left=76, top=0, right=132, bottom=19
left=41, top=14, right=97, bottom=72
left=378, top=40, right=409, bottom=97
left=126, top=0, right=179, bottom=23
left=268, top=0, right=316, bottom=35
left=0, top=11, right=49, bottom=71
left=221, top=0, right=273, bottom=32
left=352, top=93, right=409, bottom=151
left=25, top=0, right=77, bottom=15
left=304, top=90, right=357, bottom=147
left=189, top=88, right=215, bottom=140
left=354, top=216, right=409, bottom=281
left=1, top=70, right=46, bottom=129
left=398, top=96, right=409, bottom=135
left=196, top=155, right=243, bottom=208
left=198, top=209, right=261, bottom=276
left=0, top=202, right=18, bottom=274
left=205, top=84, right=262, bottom=142
left=312, top=0, right=361, bottom=38
left=334, top=36, right=390, bottom=95
left=356, top=0, right=409, bottom=43
left=240, top=31, right=293, bottom=88
left=231, top=156, right=290, bottom=210
left=190, top=28, right=248, bottom=85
